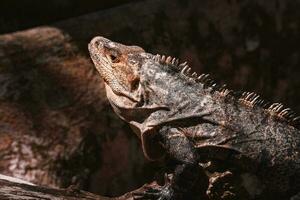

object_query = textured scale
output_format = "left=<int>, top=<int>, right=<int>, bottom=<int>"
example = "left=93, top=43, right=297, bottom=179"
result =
left=88, top=36, right=300, bottom=199
left=156, top=54, right=300, bottom=126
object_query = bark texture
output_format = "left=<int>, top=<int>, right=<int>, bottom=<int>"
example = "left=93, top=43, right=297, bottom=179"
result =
left=0, top=27, right=152, bottom=196
left=0, top=0, right=299, bottom=198
left=0, top=178, right=107, bottom=200
left=0, top=175, right=158, bottom=200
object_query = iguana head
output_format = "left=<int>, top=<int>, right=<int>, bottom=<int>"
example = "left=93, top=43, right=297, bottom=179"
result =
left=88, top=36, right=146, bottom=103
left=89, top=36, right=170, bottom=123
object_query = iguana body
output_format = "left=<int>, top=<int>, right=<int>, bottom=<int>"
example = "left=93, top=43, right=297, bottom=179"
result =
left=88, top=36, right=300, bottom=199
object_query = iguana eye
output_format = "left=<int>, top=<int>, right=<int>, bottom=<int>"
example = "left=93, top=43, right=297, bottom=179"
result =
left=109, top=54, right=119, bottom=63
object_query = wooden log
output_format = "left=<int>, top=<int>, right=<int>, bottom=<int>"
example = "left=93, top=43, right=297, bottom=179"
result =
left=0, top=174, right=108, bottom=200
left=0, top=174, right=160, bottom=200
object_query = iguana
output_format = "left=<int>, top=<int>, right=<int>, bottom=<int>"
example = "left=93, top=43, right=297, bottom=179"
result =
left=88, top=36, right=300, bottom=200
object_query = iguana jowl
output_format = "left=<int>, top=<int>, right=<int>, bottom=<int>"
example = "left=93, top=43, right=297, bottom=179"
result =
left=88, top=36, right=300, bottom=199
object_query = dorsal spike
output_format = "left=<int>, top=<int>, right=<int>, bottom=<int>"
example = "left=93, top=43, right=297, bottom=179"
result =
left=282, top=108, right=292, bottom=112
left=181, top=65, right=189, bottom=74
left=179, top=62, right=187, bottom=68
left=196, top=74, right=204, bottom=81
left=244, top=93, right=251, bottom=100
left=219, top=88, right=232, bottom=97
left=161, top=55, right=166, bottom=62
left=166, top=56, right=172, bottom=64
left=268, top=103, right=279, bottom=110
left=153, top=53, right=300, bottom=130
left=252, top=95, right=260, bottom=102
left=186, top=67, right=191, bottom=75
left=197, top=74, right=210, bottom=82
left=239, top=91, right=264, bottom=108
left=171, top=57, right=177, bottom=65
left=219, top=84, right=227, bottom=90
left=203, top=78, right=213, bottom=85
left=275, top=104, right=284, bottom=111
left=191, top=72, right=198, bottom=78
left=279, top=110, right=289, bottom=117
left=153, top=54, right=181, bottom=70
left=211, top=83, right=218, bottom=89
left=292, top=116, right=300, bottom=122
left=247, top=92, right=257, bottom=100
left=154, top=54, right=160, bottom=62
left=255, top=99, right=265, bottom=106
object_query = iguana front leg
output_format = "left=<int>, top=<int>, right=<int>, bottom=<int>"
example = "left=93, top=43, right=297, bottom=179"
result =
left=135, top=126, right=208, bottom=200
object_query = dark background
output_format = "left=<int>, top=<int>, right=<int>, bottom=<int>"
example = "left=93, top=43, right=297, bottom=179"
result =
left=0, top=0, right=139, bottom=34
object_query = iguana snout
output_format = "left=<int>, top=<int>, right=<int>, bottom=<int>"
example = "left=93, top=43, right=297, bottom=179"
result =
left=88, top=36, right=145, bottom=102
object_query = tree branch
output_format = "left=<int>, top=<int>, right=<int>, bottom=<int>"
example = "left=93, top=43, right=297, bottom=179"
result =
left=0, top=174, right=158, bottom=200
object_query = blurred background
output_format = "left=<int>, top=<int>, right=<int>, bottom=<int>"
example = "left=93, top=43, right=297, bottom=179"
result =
left=0, top=0, right=140, bottom=34
left=0, top=0, right=299, bottom=199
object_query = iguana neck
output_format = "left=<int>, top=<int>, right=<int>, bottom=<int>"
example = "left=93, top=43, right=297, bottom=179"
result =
left=116, top=58, right=223, bottom=134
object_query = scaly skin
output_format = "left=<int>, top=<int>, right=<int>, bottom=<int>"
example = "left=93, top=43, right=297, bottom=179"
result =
left=88, top=36, right=300, bottom=199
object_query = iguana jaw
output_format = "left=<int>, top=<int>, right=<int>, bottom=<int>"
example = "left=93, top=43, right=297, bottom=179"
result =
left=88, top=36, right=144, bottom=102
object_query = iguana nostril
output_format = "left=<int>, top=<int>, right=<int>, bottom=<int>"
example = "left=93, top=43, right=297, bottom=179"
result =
left=90, top=36, right=112, bottom=49
left=94, top=40, right=102, bottom=49
left=90, top=37, right=103, bottom=48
